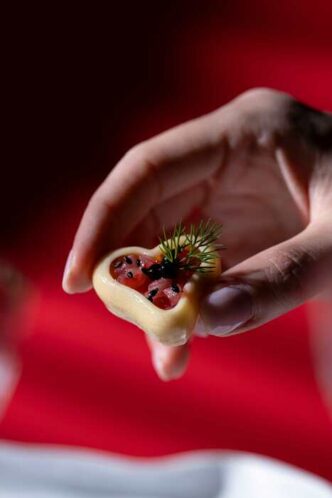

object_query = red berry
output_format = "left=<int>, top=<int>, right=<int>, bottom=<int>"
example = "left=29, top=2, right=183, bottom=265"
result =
left=148, top=278, right=172, bottom=292
left=111, top=254, right=149, bottom=290
left=111, top=252, right=189, bottom=310
left=152, top=291, right=171, bottom=310
left=117, top=268, right=149, bottom=290
left=177, top=246, right=189, bottom=261
left=164, top=285, right=182, bottom=307
left=110, top=257, right=125, bottom=278
left=140, top=255, right=155, bottom=269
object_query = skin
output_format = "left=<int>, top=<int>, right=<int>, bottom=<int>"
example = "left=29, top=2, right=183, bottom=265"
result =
left=62, top=88, right=332, bottom=381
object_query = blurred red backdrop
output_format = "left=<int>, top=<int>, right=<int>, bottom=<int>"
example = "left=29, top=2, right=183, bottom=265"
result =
left=2, top=0, right=332, bottom=482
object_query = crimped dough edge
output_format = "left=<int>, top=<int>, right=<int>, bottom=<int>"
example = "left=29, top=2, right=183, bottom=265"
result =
left=92, top=239, right=220, bottom=346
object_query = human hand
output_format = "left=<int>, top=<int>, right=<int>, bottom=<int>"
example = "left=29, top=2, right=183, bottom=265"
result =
left=62, top=88, right=332, bottom=381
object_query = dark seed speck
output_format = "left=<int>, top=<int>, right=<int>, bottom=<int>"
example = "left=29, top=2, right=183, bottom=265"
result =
left=142, top=260, right=178, bottom=280
left=127, top=271, right=133, bottom=278
left=125, top=256, right=132, bottom=264
left=171, top=284, right=180, bottom=293
left=147, top=288, right=158, bottom=301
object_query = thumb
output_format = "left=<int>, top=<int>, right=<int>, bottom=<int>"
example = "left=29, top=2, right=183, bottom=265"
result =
left=199, top=222, right=332, bottom=336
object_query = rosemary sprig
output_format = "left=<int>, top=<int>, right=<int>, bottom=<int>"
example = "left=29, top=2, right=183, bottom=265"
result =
left=158, top=219, right=224, bottom=273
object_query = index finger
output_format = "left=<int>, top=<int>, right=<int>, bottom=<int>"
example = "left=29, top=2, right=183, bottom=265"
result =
left=62, top=110, right=225, bottom=293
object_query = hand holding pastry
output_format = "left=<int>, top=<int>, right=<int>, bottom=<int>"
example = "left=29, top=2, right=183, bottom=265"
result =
left=63, top=88, right=332, bottom=380
left=93, top=222, right=222, bottom=346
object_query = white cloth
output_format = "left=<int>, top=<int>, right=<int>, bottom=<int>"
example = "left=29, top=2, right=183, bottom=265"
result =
left=0, top=442, right=331, bottom=498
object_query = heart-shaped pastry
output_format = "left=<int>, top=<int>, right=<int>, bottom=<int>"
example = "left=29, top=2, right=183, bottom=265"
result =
left=92, top=223, right=222, bottom=346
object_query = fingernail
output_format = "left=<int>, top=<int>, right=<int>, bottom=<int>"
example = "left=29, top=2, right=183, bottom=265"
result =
left=62, top=251, right=92, bottom=294
left=153, top=354, right=171, bottom=381
left=62, top=250, right=74, bottom=293
left=201, top=286, right=253, bottom=336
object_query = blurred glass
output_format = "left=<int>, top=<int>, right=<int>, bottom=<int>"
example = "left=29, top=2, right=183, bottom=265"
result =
left=0, top=261, right=29, bottom=419
left=307, top=297, right=332, bottom=420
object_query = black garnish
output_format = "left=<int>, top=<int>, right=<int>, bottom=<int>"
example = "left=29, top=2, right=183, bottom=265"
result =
left=136, top=259, right=141, bottom=267
left=142, top=263, right=162, bottom=280
left=171, top=284, right=180, bottom=293
left=125, top=256, right=132, bottom=264
left=160, top=259, right=178, bottom=278
left=127, top=271, right=133, bottom=278
left=147, top=288, right=158, bottom=301
left=113, top=260, right=123, bottom=269
left=142, top=259, right=178, bottom=280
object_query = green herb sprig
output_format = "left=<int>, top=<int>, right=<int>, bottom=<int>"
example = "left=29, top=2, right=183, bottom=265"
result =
left=158, top=219, right=224, bottom=273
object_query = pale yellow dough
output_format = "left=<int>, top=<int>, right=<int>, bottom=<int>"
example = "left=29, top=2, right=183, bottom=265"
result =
left=92, top=238, right=221, bottom=346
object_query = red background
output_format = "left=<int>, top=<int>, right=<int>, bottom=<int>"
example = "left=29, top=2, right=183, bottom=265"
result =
left=2, top=0, right=332, bottom=482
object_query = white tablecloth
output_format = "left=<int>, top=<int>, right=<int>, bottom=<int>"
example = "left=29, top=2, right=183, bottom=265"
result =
left=0, top=442, right=331, bottom=498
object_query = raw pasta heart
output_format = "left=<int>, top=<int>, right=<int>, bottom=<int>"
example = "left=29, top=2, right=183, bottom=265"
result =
left=92, top=236, right=221, bottom=346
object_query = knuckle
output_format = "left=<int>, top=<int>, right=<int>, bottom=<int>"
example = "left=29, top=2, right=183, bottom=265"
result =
left=223, top=88, right=295, bottom=149
left=264, top=247, right=316, bottom=305
left=123, top=142, right=158, bottom=176
left=234, top=88, right=295, bottom=120
left=123, top=142, right=148, bottom=164
left=236, top=88, right=285, bottom=107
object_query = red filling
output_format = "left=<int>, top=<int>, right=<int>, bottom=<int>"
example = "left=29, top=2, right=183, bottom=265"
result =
left=110, top=250, right=198, bottom=310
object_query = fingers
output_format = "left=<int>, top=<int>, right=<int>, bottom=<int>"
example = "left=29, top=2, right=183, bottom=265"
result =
left=199, top=220, right=332, bottom=336
left=62, top=148, right=163, bottom=293
left=122, top=182, right=208, bottom=247
left=63, top=111, right=225, bottom=294
left=145, top=335, right=190, bottom=381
